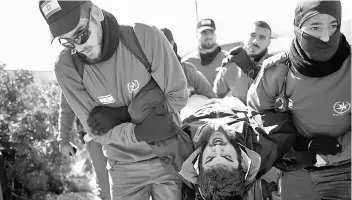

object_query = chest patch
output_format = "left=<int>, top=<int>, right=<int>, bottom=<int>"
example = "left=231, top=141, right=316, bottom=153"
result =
left=98, top=94, right=115, bottom=104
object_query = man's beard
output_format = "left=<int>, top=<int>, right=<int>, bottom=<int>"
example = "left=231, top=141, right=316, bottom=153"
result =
left=200, top=41, right=217, bottom=50
left=198, top=126, right=238, bottom=150
left=197, top=125, right=243, bottom=172
left=83, top=46, right=102, bottom=62
left=248, top=47, right=268, bottom=62
left=248, top=46, right=262, bottom=56
left=80, top=35, right=103, bottom=63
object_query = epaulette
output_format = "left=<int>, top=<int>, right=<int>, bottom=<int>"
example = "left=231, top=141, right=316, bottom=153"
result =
left=261, top=52, right=289, bottom=70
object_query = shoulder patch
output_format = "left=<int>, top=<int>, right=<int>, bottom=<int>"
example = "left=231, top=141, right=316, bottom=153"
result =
left=262, top=52, right=289, bottom=70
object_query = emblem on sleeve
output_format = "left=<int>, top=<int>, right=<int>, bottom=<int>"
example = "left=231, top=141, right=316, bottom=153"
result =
left=127, top=80, right=140, bottom=93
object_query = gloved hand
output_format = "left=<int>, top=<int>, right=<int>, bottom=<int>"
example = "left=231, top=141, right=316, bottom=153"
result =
left=292, top=135, right=311, bottom=152
left=221, top=46, right=245, bottom=66
left=309, top=136, right=342, bottom=155
left=134, top=106, right=177, bottom=143
left=87, top=106, right=131, bottom=136
left=224, top=46, right=259, bottom=79
left=275, top=149, right=316, bottom=172
left=293, top=135, right=342, bottom=156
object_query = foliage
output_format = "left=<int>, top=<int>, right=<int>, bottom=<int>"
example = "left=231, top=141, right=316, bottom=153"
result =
left=0, top=63, right=94, bottom=200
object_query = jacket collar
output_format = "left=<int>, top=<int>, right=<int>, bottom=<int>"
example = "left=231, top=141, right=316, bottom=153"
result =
left=257, top=52, right=272, bottom=64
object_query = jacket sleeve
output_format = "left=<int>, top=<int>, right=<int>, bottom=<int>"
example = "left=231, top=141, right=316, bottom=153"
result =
left=244, top=64, right=298, bottom=176
left=236, top=111, right=297, bottom=178
left=55, top=50, right=138, bottom=145
left=214, top=62, right=252, bottom=103
left=183, top=62, right=216, bottom=99
left=57, top=92, right=76, bottom=143
left=213, top=67, right=230, bottom=98
left=138, top=25, right=188, bottom=124
left=227, top=63, right=251, bottom=103
left=247, top=63, right=289, bottom=115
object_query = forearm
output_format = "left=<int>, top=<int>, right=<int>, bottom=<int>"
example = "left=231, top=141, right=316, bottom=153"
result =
left=55, top=61, right=96, bottom=142
left=145, top=26, right=188, bottom=116
left=94, top=122, right=139, bottom=145
left=250, top=111, right=297, bottom=177
left=182, top=62, right=215, bottom=98
left=247, top=68, right=276, bottom=116
left=213, top=68, right=229, bottom=98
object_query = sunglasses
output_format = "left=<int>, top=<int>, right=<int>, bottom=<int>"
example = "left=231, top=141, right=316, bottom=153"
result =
left=58, top=9, right=92, bottom=49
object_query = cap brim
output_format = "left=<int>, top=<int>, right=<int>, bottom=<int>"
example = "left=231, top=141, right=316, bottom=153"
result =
left=49, top=5, right=82, bottom=43
left=197, top=26, right=215, bottom=33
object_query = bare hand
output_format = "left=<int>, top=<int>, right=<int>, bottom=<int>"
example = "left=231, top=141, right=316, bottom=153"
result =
left=59, top=141, right=77, bottom=158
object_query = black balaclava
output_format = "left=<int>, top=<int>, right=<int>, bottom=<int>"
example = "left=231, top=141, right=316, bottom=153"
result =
left=288, top=0, right=350, bottom=77
left=294, top=0, right=341, bottom=62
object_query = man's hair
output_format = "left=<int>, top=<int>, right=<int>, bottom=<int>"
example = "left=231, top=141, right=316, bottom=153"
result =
left=253, top=20, right=272, bottom=34
left=198, top=125, right=246, bottom=200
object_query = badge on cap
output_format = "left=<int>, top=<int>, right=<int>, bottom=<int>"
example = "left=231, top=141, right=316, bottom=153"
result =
left=41, top=0, right=61, bottom=19
left=201, top=19, right=211, bottom=26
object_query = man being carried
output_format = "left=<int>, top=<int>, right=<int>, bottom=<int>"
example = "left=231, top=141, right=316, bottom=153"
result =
left=179, top=97, right=296, bottom=200
left=161, top=28, right=216, bottom=98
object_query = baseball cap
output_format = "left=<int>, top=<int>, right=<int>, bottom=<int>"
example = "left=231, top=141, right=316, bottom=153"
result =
left=197, top=18, right=216, bottom=33
left=38, top=0, right=89, bottom=43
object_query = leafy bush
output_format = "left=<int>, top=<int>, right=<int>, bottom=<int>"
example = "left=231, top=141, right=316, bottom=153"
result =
left=0, top=63, right=94, bottom=200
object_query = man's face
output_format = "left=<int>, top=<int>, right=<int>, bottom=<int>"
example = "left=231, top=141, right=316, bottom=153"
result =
left=246, top=25, right=271, bottom=57
left=201, top=131, right=239, bottom=170
left=59, top=9, right=103, bottom=60
left=300, top=14, right=338, bottom=42
left=197, top=29, right=217, bottom=49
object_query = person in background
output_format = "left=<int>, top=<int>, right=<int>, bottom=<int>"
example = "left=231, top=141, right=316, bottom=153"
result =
left=182, top=19, right=227, bottom=87
left=213, top=21, right=273, bottom=102
left=161, top=28, right=216, bottom=98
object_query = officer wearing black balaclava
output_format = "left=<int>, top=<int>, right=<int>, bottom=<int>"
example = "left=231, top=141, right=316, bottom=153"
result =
left=246, top=0, right=351, bottom=199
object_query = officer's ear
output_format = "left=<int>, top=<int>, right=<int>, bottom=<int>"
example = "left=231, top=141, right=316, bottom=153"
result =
left=91, top=4, right=104, bottom=22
